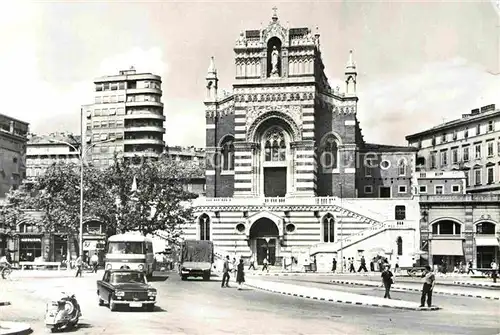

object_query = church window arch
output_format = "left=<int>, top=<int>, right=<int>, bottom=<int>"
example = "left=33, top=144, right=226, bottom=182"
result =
left=322, top=213, right=335, bottom=243
left=199, top=214, right=210, bottom=241
left=398, top=158, right=407, bottom=176
left=264, top=128, right=286, bottom=162
left=320, top=134, right=340, bottom=170
left=220, top=135, right=235, bottom=171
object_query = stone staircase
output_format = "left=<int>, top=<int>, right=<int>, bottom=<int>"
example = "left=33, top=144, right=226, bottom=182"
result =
left=309, top=220, right=407, bottom=256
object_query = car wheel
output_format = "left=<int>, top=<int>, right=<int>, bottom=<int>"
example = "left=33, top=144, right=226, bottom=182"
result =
left=202, top=273, right=210, bottom=281
left=181, top=275, right=187, bottom=281
left=109, top=296, right=117, bottom=312
left=98, top=294, right=104, bottom=306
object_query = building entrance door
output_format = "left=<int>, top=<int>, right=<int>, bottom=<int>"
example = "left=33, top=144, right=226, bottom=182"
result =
left=264, top=167, right=286, bottom=197
left=256, top=238, right=276, bottom=265
left=250, top=217, right=280, bottom=265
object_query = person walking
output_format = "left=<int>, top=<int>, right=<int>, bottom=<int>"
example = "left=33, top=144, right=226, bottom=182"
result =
left=248, top=253, right=256, bottom=270
left=381, top=264, right=393, bottom=299
left=420, top=265, right=435, bottom=307
left=331, top=257, right=337, bottom=273
left=342, top=257, right=347, bottom=272
left=221, top=256, right=231, bottom=288
left=491, top=260, right=498, bottom=283
left=357, top=256, right=368, bottom=272
left=236, top=259, right=245, bottom=290
left=349, top=258, right=355, bottom=273
left=370, top=258, right=375, bottom=272
left=262, top=257, right=269, bottom=272
left=466, top=260, right=474, bottom=275
left=90, top=253, right=99, bottom=273
left=75, top=255, right=83, bottom=278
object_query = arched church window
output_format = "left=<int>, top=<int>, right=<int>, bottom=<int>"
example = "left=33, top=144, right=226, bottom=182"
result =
left=396, top=236, right=403, bottom=256
left=199, top=214, right=210, bottom=241
left=220, top=137, right=235, bottom=171
left=398, top=159, right=407, bottom=176
left=323, top=137, right=338, bottom=169
left=264, top=129, right=286, bottom=162
left=323, top=213, right=335, bottom=243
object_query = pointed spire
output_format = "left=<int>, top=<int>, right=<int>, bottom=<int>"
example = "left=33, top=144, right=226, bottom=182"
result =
left=346, top=50, right=356, bottom=70
left=272, top=6, right=278, bottom=22
left=207, top=56, right=217, bottom=75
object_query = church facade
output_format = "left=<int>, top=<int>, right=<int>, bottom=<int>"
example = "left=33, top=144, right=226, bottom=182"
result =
left=182, top=11, right=421, bottom=270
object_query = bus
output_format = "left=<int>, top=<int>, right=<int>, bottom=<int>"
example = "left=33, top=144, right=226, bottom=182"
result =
left=104, top=234, right=155, bottom=277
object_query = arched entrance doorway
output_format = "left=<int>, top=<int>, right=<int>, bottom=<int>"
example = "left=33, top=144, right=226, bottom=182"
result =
left=250, top=218, right=279, bottom=265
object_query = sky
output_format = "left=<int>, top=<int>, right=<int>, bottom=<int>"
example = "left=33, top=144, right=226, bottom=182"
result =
left=1, top=0, right=499, bottom=147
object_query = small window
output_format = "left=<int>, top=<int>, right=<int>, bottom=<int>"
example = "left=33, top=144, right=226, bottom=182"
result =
left=435, top=185, right=444, bottom=194
left=419, top=185, right=427, bottom=194
left=463, top=147, right=470, bottom=162
left=488, top=142, right=494, bottom=157
left=476, top=124, right=481, bottom=135
left=452, top=185, right=460, bottom=193
left=451, top=148, right=458, bottom=164
left=487, top=167, right=494, bottom=184
left=364, top=185, right=373, bottom=194
left=475, top=144, right=481, bottom=159
left=464, top=128, right=469, bottom=138
left=12, top=157, right=17, bottom=163
left=364, top=166, right=372, bottom=177
left=488, top=120, right=494, bottom=132
left=398, top=185, right=407, bottom=193
left=474, top=169, right=482, bottom=185
left=441, top=133, right=447, bottom=142
left=395, top=205, right=406, bottom=220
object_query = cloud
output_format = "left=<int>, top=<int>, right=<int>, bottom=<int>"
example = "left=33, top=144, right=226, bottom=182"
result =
left=357, top=58, right=500, bottom=145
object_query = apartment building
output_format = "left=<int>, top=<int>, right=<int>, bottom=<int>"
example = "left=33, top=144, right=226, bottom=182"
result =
left=83, top=67, right=165, bottom=166
left=406, top=104, right=500, bottom=193
left=165, top=146, right=205, bottom=164
left=25, top=133, right=81, bottom=181
left=0, top=114, right=29, bottom=198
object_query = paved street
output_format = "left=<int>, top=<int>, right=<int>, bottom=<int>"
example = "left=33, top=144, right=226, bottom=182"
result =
left=0, top=271, right=499, bottom=334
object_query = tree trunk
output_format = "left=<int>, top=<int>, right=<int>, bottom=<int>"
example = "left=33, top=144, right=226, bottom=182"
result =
left=66, top=235, right=71, bottom=271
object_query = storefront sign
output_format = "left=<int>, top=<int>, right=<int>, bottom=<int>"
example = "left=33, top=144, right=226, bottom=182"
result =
left=20, top=238, right=42, bottom=243
left=83, top=241, right=97, bottom=251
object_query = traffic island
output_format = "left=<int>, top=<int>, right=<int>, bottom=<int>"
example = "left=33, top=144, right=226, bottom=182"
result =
left=245, top=278, right=440, bottom=311
left=0, top=321, right=31, bottom=335
left=330, top=279, right=500, bottom=300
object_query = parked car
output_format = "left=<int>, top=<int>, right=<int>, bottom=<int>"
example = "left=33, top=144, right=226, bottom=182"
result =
left=96, top=269, right=157, bottom=312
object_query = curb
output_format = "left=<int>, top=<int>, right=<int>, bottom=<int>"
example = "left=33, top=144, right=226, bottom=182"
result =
left=330, top=280, right=500, bottom=300
left=0, top=302, right=11, bottom=307
left=244, top=282, right=440, bottom=311
left=0, top=321, right=31, bottom=335
left=250, top=272, right=333, bottom=277
left=453, top=281, right=500, bottom=288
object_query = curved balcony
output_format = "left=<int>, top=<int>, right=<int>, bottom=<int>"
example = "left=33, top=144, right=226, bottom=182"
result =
left=124, top=113, right=165, bottom=121
left=123, top=138, right=165, bottom=146
left=125, top=101, right=163, bottom=108
left=124, top=126, right=165, bottom=133
left=126, top=88, right=162, bottom=95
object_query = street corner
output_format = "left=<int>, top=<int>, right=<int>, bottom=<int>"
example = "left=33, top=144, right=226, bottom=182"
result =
left=0, top=321, right=32, bottom=335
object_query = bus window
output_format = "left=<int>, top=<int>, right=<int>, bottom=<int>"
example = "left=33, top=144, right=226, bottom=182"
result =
left=107, top=241, right=144, bottom=254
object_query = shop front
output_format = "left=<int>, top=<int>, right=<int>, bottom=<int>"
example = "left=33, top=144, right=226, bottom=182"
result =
left=18, top=235, right=43, bottom=262
left=82, top=219, right=107, bottom=265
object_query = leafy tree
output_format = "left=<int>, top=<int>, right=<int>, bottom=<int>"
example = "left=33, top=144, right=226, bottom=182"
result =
left=0, top=184, right=40, bottom=236
left=105, top=156, right=198, bottom=237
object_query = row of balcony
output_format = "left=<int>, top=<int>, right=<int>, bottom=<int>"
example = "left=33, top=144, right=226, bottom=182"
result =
left=124, top=126, right=165, bottom=133
left=123, top=138, right=164, bottom=146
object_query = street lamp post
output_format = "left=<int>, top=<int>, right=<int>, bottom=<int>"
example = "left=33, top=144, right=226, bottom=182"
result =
left=49, top=136, right=115, bottom=262
left=339, top=182, right=343, bottom=273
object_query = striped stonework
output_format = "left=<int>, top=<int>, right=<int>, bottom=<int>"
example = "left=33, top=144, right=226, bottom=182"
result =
left=292, top=140, right=316, bottom=195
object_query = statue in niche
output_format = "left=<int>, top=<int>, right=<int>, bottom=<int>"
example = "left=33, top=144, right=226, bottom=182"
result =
left=270, top=46, right=280, bottom=77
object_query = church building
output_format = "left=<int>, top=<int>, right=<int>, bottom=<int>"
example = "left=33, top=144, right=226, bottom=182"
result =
left=182, top=10, right=421, bottom=271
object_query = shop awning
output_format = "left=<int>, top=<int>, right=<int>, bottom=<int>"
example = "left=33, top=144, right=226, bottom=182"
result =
left=475, top=236, right=500, bottom=247
left=431, top=239, right=464, bottom=256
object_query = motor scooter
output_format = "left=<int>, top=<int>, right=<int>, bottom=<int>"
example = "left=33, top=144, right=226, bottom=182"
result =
left=45, top=292, right=81, bottom=332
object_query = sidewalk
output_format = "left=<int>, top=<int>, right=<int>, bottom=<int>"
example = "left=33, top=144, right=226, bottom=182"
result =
left=245, top=277, right=439, bottom=311
left=329, top=279, right=500, bottom=300
left=9, top=269, right=101, bottom=279
left=453, top=281, right=500, bottom=288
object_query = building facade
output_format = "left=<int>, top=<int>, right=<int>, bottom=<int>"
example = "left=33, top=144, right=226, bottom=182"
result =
left=83, top=67, right=165, bottom=167
left=25, top=133, right=81, bottom=182
left=406, top=104, right=500, bottom=194
left=0, top=114, right=29, bottom=199
left=182, top=12, right=421, bottom=270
